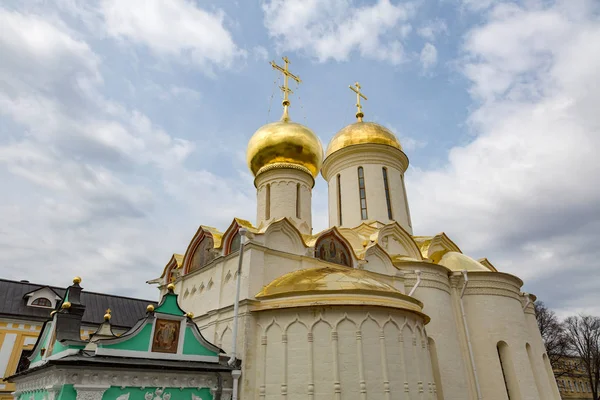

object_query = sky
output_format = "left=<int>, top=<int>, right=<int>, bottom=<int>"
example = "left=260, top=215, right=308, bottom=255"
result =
left=1, top=0, right=599, bottom=318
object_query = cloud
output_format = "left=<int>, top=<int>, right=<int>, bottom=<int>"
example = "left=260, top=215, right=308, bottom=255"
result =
left=262, top=0, right=416, bottom=64
left=0, top=6, right=253, bottom=298
left=417, top=19, right=448, bottom=41
left=419, top=42, right=438, bottom=69
left=407, top=0, right=600, bottom=315
left=101, top=0, right=244, bottom=70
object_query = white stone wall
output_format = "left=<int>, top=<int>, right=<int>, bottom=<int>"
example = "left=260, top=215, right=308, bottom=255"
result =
left=403, top=266, right=475, bottom=400
left=322, top=144, right=412, bottom=233
left=253, top=306, right=434, bottom=400
left=255, top=168, right=314, bottom=235
left=462, top=273, right=544, bottom=400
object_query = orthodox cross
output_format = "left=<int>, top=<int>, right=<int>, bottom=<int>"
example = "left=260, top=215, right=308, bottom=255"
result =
left=349, top=82, right=367, bottom=122
left=270, top=56, right=301, bottom=121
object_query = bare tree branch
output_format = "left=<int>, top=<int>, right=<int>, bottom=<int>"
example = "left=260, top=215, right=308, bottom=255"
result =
left=563, top=314, right=600, bottom=400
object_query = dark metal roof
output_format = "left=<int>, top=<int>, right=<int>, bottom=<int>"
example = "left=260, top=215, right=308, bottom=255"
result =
left=0, top=278, right=157, bottom=329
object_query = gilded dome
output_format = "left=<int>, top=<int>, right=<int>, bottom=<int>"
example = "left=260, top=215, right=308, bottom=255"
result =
left=247, top=120, right=324, bottom=178
left=438, top=252, right=491, bottom=272
left=256, top=266, right=401, bottom=298
left=325, top=121, right=402, bottom=159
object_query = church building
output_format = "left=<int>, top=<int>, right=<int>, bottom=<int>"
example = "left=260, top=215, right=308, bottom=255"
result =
left=150, top=58, right=563, bottom=399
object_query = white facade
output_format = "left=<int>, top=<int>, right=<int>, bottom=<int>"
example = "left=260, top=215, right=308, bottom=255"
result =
left=153, top=118, right=560, bottom=400
left=322, top=143, right=412, bottom=233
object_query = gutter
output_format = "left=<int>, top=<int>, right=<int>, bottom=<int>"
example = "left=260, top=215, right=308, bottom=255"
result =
left=460, top=270, right=483, bottom=400
left=408, top=270, right=422, bottom=297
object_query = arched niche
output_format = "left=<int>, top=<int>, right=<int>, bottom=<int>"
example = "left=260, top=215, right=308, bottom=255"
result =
left=363, top=244, right=396, bottom=275
left=188, top=234, right=216, bottom=273
left=377, top=222, right=422, bottom=260
left=314, top=231, right=353, bottom=267
left=263, top=218, right=306, bottom=255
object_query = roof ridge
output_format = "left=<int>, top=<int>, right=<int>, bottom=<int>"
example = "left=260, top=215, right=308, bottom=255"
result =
left=0, top=278, right=155, bottom=303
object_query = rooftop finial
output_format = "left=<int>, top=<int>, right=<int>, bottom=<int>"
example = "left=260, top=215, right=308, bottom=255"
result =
left=270, top=56, right=301, bottom=122
left=349, top=82, right=367, bottom=122
left=104, top=308, right=112, bottom=321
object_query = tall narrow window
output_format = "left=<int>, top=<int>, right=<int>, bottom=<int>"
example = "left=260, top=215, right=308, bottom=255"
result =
left=296, top=183, right=301, bottom=218
left=497, top=341, right=522, bottom=400
left=265, top=184, right=271, bottom=220
left=400, top=174, right=412, bottom=227
left=337, top=174, right=342, bottom=225
left=382, top=167, right=393, bottom=220
left=357, top=167, right=368, bottom=220
left=498, top=344, right=512, bottom=399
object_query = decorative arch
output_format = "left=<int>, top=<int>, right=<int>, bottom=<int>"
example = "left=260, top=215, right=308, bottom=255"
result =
left=222, top=218, right=255, bottom=255
left=263, top=218, right=306, bottom=255
left=314, top=229, right=354, bottom=267
left=413, top=232, right=461, bottom=263
left=183, top=231, right=216, bottom=274
left=376, top=222, right=423, bottom=260
left=363, top=244, right=397, bottom=275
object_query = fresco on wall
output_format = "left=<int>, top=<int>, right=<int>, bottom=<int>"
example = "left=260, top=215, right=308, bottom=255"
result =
left=315, top=234, right=352, bottom=267
left=152, top=319, right=180, bottom=354
left=189, top=236, right=215, bottom=273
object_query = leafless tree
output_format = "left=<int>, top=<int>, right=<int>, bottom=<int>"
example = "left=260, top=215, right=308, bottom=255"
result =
left=563, top=314, right=600, bottom=400
left=534, top=301, right=571, bottom=377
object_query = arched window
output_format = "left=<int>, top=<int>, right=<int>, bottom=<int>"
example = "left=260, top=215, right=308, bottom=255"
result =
left=337, top=174, right=342, bottom=225
left=428, top=337, right=444, bottom=400
left=265, top=184, right=271, bottom=220
left=31, top=298, right=52, bottom=307
left=497, top=341, right=522, bottom=400
left=296, top=183, right=301, bottom=219
left=189, top=235, right=215, bottom=273
left=227, top=232, right=241, bottom=254
left=382, top=167, right=393, bottom=220
left=315, top=233, right=352, bottom=267
left=357, top=167, right=368, bottom=220
left=526, top=343, right=543, bottom=398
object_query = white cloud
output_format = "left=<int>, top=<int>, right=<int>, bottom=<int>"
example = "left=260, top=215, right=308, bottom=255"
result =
left=262, top=0, right=416, bottom=64
left=417, top=19, right=448, bottom=41
left=408, top=0, right=600, bottom=315
left=419, top=42, right=438, bottom=69
left=101, top=0, right=244, bottom=69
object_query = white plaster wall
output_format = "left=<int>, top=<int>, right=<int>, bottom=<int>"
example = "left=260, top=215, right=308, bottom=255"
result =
left=462, top=274, right=542, bottom=400
left=255, top=168, right=314, bottom=235
left=323, top=146, right=412, bottom=233
left=253, top=306, right=433, bottom=400
left=523, top=303, right=562, bottom=399
left=403, top=267, right=473, bottom=399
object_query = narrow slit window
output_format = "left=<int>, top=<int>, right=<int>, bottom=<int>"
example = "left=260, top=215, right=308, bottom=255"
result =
left=265, top=184, right=271, bottom=220
left=337, top=174, right=342, bottom=225
left=358, top=167, right=368, bottom=220
left=401, top=174, right=412, bottom=227
left=296, top=183, right=301, bottom=219
left=498, top=345, right=512, bottom=399
left=382, top=167, right=393, bottom=220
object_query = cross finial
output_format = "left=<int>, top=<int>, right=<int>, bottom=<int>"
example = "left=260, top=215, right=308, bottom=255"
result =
left=270, top=56, right=301, bottom=122
left=349, top=81, right=368, bottom=122
left=105, top=308, right=111, bottom=314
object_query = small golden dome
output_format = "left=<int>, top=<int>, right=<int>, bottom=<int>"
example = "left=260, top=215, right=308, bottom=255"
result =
left=186, top=312, right=194, bottom=318
left=167, top=283, right=175, bottom=292
left=73, top=276, right=82, bottom=284
left=247, top=120, right=323, bottom=178
left=325, top=122, right=402, bottom=159
left=146, top=304, right=155, bottom=313
left=438, top=252, right=491, bottom=272
left=61, top=301, right=71, bottom=309
left=256, top=266, right=401, bottom=298
left=104, top=312, right=111, bottom=321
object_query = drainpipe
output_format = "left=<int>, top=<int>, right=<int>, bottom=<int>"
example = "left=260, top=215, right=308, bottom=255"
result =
left=408, top=270, right=422, bottom=297
left=523, top=293, right=532, bottom=310
left=228, top=228, right=247, bottom=367
left=460, top=270, right=483, bottom=400
left=231, top=369, right=242, bottom=400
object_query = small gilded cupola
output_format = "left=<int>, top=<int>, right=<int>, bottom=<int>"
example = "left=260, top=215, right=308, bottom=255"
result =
left=322, top=82, right=412, bottom=233
left=246, top=56, right=323, bottom=235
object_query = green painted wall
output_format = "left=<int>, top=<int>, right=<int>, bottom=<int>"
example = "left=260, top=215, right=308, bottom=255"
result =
left=182, top=327, right=217, bottom=357
left=100, top=323, right=152, bottom=351
left=102, top=386, right=213, bottom=400
left=57, top=385, right=77, bottom=400
left=30, top=322, right=53, bottom=363
left=154, top=294, right=184, bottom=315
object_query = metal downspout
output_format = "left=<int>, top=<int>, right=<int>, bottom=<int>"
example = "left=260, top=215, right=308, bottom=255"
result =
left=460, top=270, right=483, bottom=400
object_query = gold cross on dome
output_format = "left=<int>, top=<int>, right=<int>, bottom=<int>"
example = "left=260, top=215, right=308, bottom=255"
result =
left=270, top=56, right=301, bottom=121
left=349, top=82, right=368, bottom=122
left=105, top=308, right=111, bottom=314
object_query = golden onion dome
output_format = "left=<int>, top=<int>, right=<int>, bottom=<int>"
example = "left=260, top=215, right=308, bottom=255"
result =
left=325, top=121, right=402, bottom=159
left=438, top=252, right=491, bottom=272
left=247, top=120, right=324, bottom=178
left=256, top=266, right=401, bottom=298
